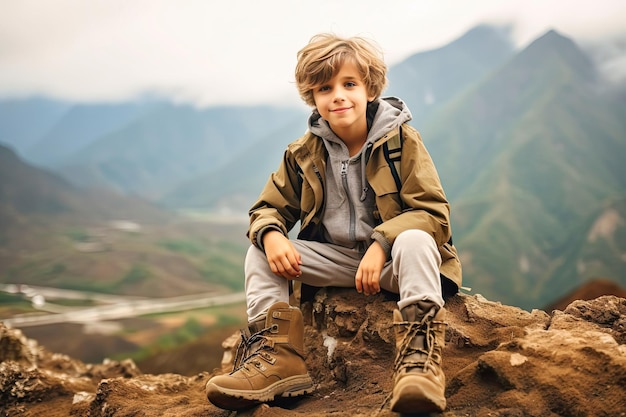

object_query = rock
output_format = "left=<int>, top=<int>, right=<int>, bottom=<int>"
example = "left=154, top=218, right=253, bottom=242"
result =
left=0, top=325, right=40, bottom=366
left=446, top=296, right=626, bottom=416
left=1, top=290, right=625, bottom=416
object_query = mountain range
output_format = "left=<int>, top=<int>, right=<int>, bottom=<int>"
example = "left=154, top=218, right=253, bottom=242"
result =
left=1, top=25, right=625, bottom=309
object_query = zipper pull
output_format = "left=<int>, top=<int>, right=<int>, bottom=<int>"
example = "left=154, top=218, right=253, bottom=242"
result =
left=341, top=160, right=348, bottom=177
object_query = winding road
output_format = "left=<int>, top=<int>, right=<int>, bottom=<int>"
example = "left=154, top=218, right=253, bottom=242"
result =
left=0, top=284, right=245, bottom=328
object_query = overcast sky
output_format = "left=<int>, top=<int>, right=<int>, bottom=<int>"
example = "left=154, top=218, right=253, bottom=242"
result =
left=1, top=0, right=625, bottom=107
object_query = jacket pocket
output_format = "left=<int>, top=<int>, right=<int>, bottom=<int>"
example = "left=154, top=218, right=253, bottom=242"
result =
left=369, top=164, right=402, bottom=221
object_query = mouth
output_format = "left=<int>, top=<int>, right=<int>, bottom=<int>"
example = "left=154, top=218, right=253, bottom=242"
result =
left=331, top=107, right=352, bottom=114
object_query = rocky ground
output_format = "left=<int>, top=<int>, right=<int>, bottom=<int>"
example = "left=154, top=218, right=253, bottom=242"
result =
left=1, top=289, right=625, bottom=417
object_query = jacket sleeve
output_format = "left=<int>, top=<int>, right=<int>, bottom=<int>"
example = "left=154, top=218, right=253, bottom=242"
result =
left=247, top=149, right=302, bottom=248
left=372, top=126, right=451, bottom=249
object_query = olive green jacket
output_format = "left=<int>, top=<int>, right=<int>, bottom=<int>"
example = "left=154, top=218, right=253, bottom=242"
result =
left=248, top=123, right=462, bottom=294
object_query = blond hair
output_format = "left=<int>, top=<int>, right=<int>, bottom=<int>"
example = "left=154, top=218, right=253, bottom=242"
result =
left=295, top=33, right=388, bottom=107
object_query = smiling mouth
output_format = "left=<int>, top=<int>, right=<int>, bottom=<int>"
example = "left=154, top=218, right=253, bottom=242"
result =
left=331, top=107, right=351, bottom=113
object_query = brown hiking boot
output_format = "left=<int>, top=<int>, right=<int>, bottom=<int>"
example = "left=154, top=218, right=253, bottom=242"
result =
left=205, top=302, right=314, bottom=410
left=390, top=300, right=447, bottom=413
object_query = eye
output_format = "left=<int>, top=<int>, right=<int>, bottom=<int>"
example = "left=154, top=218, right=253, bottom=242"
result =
left=317, top=85, right=331, bottom=92
left=345, top=81, right=357, bottom=88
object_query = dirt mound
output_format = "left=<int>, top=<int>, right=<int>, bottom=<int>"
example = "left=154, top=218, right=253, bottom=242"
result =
left=2, top=290, right=626, bottom=416
left=545, top=278, right=626, bottom=312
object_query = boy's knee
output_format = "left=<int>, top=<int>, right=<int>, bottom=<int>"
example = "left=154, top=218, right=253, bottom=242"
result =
left=395, top=229, right=436, bottom=249
left=394, top=230, right=441, bottom=261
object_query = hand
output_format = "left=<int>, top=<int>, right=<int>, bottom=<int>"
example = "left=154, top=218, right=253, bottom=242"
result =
left=262, top=230, right=302, bottom=280
left=355, top=241, right=386, bottom=296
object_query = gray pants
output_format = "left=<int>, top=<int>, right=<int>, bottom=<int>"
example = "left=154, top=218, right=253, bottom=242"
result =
left=244, top=229, right=444, bottom=322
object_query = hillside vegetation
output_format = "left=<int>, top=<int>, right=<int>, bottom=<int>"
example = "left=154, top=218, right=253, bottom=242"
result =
left=0, top=145, right=248, bottom=297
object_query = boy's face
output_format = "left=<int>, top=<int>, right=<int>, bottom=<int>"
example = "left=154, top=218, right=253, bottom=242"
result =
left=312, top=60, right=374, bottom=140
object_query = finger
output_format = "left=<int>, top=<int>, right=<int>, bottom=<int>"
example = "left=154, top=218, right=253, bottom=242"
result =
left=371, top=272, right=381, bottom=293
left=362, top=272, right=372, bottom=296
left=268, top=255, right=296, bottom=279
left=271, top=263, right=290, bottom=280
left=355, top=270, right=363, bottom=293
left=292, top=250, right=303, bottom=274
left=286, top=253, right=301, bottom=276
left=272, top=257, right=291, bottom=279
left=279, top=256, right=298, bottom=277
left=276, top=257, right=291, bottom=274
left=277, top=256, right=301, bottom=279
left=277, top=268, right=294, bottom=280
left=365, top=272, right=379, bottom=296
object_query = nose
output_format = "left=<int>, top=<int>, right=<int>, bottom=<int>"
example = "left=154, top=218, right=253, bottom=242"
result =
left=333, top=88, right=346, bottom=102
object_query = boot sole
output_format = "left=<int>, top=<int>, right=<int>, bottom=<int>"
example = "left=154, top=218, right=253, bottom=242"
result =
left=206, top=374, right=314, bottom=410
left=390, top=384, right=446, bottom=413
left=390, top=397, right=445, bottom=414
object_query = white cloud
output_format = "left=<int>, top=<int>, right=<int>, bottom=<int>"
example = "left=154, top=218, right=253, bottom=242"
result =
left=0, top=0, right=625, bottom=106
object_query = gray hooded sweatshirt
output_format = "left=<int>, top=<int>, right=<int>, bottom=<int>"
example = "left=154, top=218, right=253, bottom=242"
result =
left=308, top=97, right=412, bottom=251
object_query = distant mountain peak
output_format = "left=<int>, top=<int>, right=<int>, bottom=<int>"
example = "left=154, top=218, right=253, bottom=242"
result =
left=386, top=23, right=516, bottom=126
left=449, top=23, right=515, bottom=49
left=519, top=28, right=596, bottom=81
left=533, top=28, right=578, bottom=49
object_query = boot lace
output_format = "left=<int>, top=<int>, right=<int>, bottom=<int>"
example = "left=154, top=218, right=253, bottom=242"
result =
left=393, top=318, right=438, bottom=374
left=231, top=324, right=279, bottom=373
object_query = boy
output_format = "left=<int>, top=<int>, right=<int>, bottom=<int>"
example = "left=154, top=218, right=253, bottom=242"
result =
left=206, top=33, right=462, bottom=413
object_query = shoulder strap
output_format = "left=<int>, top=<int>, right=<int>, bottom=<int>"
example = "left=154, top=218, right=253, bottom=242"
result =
left=383, top=126, right=454, bottom=245
left=383, top=126, right=403, bottom=192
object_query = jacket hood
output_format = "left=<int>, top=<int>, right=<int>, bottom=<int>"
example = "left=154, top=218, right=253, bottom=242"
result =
left=366, top=96, right=413, bottom=142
